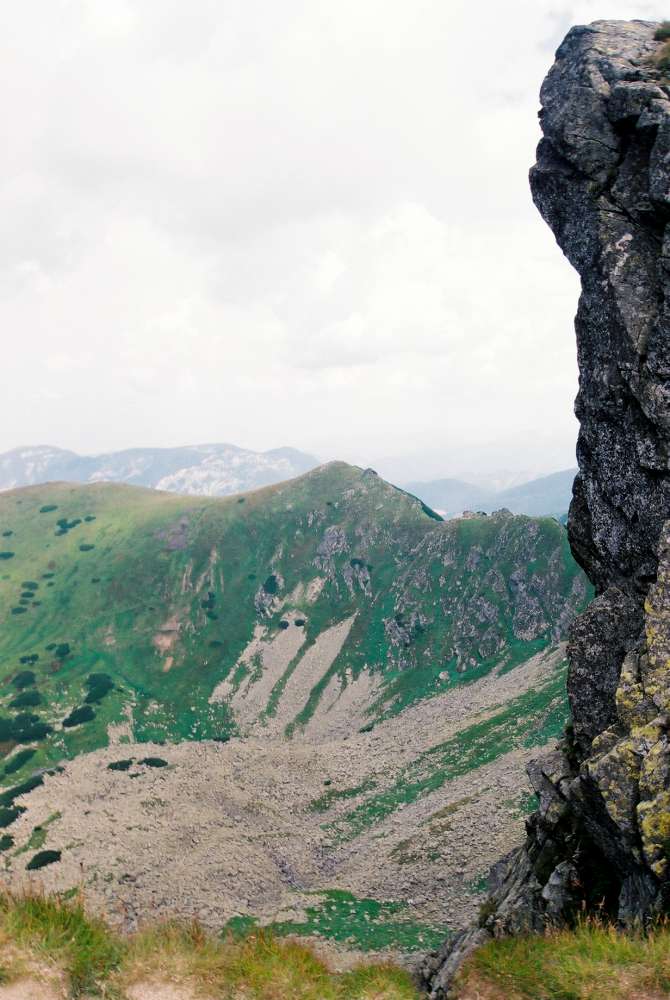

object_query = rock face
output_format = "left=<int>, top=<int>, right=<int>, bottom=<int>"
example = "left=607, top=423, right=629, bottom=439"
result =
left=422, top=19, right=670, bottom=997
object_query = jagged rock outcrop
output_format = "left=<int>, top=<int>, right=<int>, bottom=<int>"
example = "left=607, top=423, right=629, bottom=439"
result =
left=422, top=19, right=670, bottom=997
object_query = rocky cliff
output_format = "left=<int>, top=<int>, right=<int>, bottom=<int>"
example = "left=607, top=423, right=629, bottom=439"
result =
left=422, top=19, right=670, bottom=997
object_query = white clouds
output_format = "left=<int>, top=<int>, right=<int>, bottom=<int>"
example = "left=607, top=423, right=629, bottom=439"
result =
left=0, top=0, right=662, bottom=478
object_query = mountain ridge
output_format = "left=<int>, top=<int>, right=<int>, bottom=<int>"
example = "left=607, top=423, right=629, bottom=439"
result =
left=0, top=444, right=577, bottom=519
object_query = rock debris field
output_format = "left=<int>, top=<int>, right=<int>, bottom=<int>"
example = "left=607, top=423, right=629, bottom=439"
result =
left=1, top=646, right=566, bottom=964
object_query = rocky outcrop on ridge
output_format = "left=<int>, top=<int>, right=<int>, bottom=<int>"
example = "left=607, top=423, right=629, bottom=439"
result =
left=422, top=19, right=670, bottom=997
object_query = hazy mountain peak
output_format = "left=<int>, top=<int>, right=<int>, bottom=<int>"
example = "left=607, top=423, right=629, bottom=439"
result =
left=0, top=443, right=320, bottom=496
left=405, top=468, right=577, bottom=519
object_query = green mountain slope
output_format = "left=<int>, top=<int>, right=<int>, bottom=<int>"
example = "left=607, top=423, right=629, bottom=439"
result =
left=0, top=462, right=593, bottom=954
left=0, top=462, right=589, bottom=786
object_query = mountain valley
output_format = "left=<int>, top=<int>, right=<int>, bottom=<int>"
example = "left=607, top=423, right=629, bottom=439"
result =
left=0, top=463, right=589, bottom=963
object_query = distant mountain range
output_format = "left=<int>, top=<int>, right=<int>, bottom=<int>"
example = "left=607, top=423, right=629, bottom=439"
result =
left=0, top=445, right=576, bottom=518
left=0, top=444, right=319, bottom=496
left=404, top=468, right=577, bottom=519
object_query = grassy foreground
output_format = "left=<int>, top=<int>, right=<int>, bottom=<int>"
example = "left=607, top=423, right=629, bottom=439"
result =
left=457, top=918, right=670, bottom=999
left=0, top=890, right=418, bottom=999
left=3, top=893, right=670, bottom=999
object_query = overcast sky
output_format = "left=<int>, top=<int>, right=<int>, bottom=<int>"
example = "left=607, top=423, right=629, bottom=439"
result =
left=1, top=0, right=662, bottom=483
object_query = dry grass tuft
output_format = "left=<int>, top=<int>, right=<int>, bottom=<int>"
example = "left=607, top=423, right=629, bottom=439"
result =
left=118, top=921, right=417, bottom=999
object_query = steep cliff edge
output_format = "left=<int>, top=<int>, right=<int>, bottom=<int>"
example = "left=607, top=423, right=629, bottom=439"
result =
left=422, top=19, right=670, bottom=997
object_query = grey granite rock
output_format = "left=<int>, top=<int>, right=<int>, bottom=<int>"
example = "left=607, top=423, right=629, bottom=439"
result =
left=421, top=20, right=670, bottom=997
left=567, top=586, right=643, bottom=752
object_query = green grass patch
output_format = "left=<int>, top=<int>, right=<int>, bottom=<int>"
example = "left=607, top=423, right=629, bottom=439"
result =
left=461, top=918, right=670, bottom=1000
left=466, top=874, right=489, bottom=894
left=225, top=914, right=260, bottom=938
left=266, top=890, right=448, bottom=953
left=309, top=778, right=378, bottom=813
left=506, top=790, right=539, bottom=818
